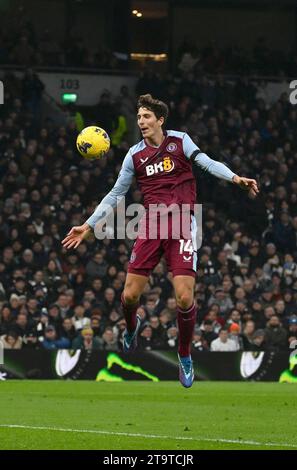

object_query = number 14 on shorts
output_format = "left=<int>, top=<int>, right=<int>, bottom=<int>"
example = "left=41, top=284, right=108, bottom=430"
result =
left=179, top=239, right=194, bottom=255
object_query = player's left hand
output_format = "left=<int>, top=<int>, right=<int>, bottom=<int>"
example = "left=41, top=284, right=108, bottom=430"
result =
left=232, top=175, right=259, bottom=197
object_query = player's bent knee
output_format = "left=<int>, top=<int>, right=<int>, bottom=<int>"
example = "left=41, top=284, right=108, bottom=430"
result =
left=176, top=292, right=194, bottom=310
left=123, top=290, right=140, bottom=305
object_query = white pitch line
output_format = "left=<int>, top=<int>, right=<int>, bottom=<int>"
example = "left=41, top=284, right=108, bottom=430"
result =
left=0, top=424, right=296, bottom=448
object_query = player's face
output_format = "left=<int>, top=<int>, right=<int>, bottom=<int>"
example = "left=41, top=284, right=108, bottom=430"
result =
left=137, top=107, right=164, bottom=139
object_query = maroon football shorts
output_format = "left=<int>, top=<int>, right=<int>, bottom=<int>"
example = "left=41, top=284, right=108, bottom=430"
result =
left=127, top=211, right=197, bottom=278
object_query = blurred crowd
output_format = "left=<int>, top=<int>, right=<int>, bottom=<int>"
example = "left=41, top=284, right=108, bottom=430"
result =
left=0, top=12, right=297, bottom=77
left=0, top=13, right=119, bottom=70
left=1, top=67, right=297, bottom=354
left=176, top=36, right=297, bottom=77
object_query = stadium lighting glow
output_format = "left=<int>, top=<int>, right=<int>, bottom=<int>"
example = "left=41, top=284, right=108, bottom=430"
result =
left=131, top=53, right=167, bottom=62
left=132, top=9, right=138, bottom=14
left=136, top=12, right=142, bottom=17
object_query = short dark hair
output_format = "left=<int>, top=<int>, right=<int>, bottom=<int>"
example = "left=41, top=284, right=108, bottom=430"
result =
left=137, top=94, right=169, bottom=124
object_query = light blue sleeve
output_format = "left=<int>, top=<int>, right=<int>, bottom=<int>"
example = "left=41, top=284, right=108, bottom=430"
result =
left=182, top=133, right=200, bottom=158
left=86, top=150, right=135, bottom=228
left=194, top=152, right=236, bottom=182
left=183, top=133, right=236, bottom=182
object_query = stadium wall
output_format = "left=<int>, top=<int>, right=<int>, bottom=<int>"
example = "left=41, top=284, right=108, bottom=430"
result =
left=38, top=72, right=138, bottom=106
left=0, top=350, right=296, bottom=383
left=0, top=70, right=137, bottom=106
left=0, top=70, right=287, bottom=106
left=38, top=73, right=291, bottom=105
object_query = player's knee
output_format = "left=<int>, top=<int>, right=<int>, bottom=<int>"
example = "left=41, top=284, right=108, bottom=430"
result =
left=176, top=291, right=193, bottom=310
left=122, top=289, right=140, bottom=305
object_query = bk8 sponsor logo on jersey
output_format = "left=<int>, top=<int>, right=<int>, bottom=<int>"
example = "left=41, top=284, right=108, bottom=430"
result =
left=145, top=156, right=175, bottom=176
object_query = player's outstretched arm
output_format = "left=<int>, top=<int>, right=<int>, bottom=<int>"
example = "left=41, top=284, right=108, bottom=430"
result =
left=182, top=133, right=259, bottom=197
left=195, top=152, right=259, bottom=197
left=62, top=150, right=135, bottom=250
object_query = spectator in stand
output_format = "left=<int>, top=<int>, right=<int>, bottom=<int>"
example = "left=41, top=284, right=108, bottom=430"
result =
left=228, top=322, right=243, bottom=350
left=0, top=330, right=22, bottom=349
left=90, top=315, right=104, bottom=338
left=202, top=319, right=218, bottom=348
left=273, top=211, right=295, bottom=253
left=264, top=315, right=287, bottom=351
left=55, top=293, right=73, bottom=319
left=158, top=309, right=171, bottom=332
left=138, top=324, right=155, bottom=351
left=85, top=252, right=108, bottom=279
left=47, top=303, right=62, bottom=332
left=203, top=309, right=223, bottom=334
left=226, top=309, right=243, bottom=330
left=149, top=315, right=166, bottom=347
left=91, top=278, right=104, bottom=302
left=0, top=305, right=13, bottom=335
left=35, top=308, right=50, bottom=343
left=73, top=304, right=90, bottom=332
left=247, top=241, right=265, bottom=273
left=165, top=326, right=179, bottom=350
left=97, top=326, right=119, bottom=351
left=22, top=331, right=39, bottom=349
left=283, top=290, right=296, bottom=317
left=234, top=263, right=250, bottom=287
left=192, top=328, right=208, bottom=351
left=41, top=325, right=70, bottom=349
left=107, top=308, right=121, bottom=328
left=241, top=320, right=256, bottom=350
left=14, top=312, right=34, bottom=338
left=161, top=298, right=177, bottom=322
left=250, top=329, right=266, bottom=351
left=72, top=327, right=101, bottom=350
left=211, top=328, right=239, bottom=351
left=100, top=288, right=120, bottom=318
left=207, top=287, right=234, bottom=316
left=60, top=317, right=77, bottom=343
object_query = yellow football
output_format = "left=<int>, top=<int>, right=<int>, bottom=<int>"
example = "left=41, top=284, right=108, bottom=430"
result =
left=76, top=126, right=110, bottom=159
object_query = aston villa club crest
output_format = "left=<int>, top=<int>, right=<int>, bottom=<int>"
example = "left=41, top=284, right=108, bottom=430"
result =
left=130, top=251, right=136, bottom=263
left=166, top=142, right=177, bottom=152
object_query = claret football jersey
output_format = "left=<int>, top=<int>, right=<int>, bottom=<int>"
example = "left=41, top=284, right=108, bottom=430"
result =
left=129, top=130, right=197, bottom=208
left=86, top=131, right=235, bottom=228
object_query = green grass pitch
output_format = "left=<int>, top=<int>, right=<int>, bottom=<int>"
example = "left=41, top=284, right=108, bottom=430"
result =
left=0, top=381, right=296, bottom=450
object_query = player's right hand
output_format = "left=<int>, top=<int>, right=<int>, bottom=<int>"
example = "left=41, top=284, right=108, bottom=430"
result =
left=232, top=175, right=259, bottom=197
left=61, top=223, right=92, bottom=249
